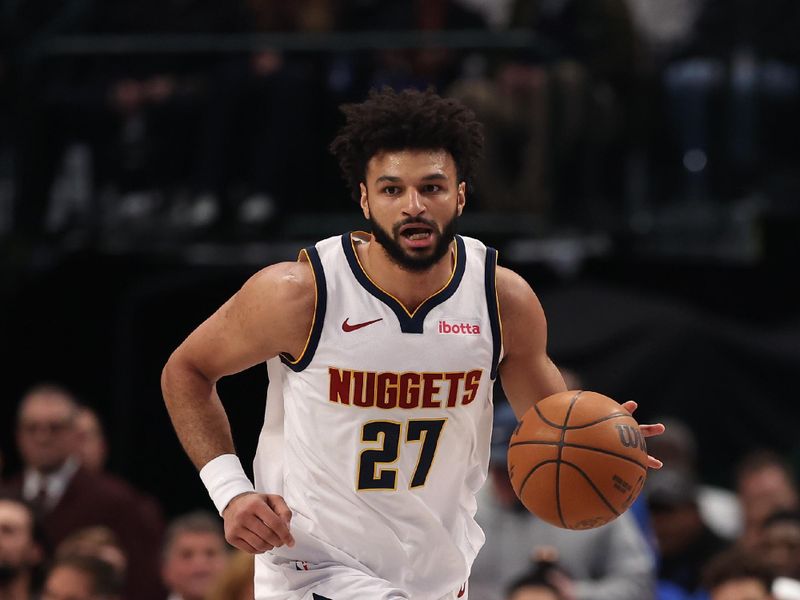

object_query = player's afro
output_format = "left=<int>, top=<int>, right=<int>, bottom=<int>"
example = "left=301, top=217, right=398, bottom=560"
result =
left=330, top=87, right=484, bottom=203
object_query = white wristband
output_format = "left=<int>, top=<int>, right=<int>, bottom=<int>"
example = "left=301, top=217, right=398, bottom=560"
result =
left=199, top=454, right=256, bottom=515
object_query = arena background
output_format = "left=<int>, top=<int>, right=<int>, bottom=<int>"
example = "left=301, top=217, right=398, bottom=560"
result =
left=1, top=0, right=799, bottom=521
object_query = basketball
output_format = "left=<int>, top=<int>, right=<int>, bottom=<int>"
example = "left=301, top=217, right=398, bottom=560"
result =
left=507, top=390, right=648, bottom=530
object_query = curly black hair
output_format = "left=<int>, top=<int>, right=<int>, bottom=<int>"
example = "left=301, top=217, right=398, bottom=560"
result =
left=330, top=87, right=484, bottom=203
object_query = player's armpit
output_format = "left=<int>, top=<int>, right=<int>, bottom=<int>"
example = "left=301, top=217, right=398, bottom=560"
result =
left=494, top=266, right=567, bottom=419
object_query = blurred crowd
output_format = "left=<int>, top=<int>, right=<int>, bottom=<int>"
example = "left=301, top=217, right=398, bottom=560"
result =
left=3, top=378, right=800, bottom=600
left=1, top=385, right=255, bottom=600
left=0, top=0, right=798, bottom=245
left=1, top=1, right=800, bottom=599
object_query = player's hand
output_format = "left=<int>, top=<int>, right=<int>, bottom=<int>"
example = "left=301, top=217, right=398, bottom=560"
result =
left=621, top=400, right=665, bottom=470
left=222, top=492, right=295, bottom=554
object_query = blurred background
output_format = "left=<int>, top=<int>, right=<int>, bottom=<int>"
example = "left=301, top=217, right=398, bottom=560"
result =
left=1, top=1, right=799, bottom=599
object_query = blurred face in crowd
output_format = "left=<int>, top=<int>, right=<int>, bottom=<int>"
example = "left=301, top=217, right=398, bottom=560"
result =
left=74, top=408, right=107, bottom=472
left=360, top=149, right=464, bottom=272
left=17, top=391, right=79, bottom=473
left=710, top=578, right=773, bottom=600
left=650, top=502, right=704, bottom=557
left=508, top=586, right=561, bottom=600
left=740, top=467, right=799, bottom=548
left=57, top=527, right=127, bottom=580
left=162, top=531, right=227, bottom=600
left=0, top=500, right=41, bottom=585
left=761, top=519, right=800, bottom=578
left=42, top=565, right=97, bottom=600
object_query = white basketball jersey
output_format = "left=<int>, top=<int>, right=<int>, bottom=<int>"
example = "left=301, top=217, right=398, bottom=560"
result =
left=253, top=232, right=503, bottom=599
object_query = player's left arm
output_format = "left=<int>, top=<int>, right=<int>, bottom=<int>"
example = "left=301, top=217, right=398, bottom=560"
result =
left=495, top=266, right=567, bottom=418
left=495, top=266, right=664, bottom=469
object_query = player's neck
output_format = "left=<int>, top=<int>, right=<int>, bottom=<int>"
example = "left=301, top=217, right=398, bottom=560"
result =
left=358, top=237, right=455, bottom=313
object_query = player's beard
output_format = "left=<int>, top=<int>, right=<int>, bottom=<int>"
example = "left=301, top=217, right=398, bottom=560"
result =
left=369, top=209, right=458, bottom=273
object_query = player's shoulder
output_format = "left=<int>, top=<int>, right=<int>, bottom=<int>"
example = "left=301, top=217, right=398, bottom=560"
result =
left=235, top=260, right=316, bottom=319
left=495, top=265, right=546, bottom=332
left=495, top=266, right=540, bottom=309
left=245, top=260, right=315, bottom=299
left=495, top=266, right=547, bottom=355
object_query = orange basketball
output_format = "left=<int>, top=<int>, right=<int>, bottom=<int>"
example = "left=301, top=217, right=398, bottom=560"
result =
left=507, top=390, right=648, bottom=530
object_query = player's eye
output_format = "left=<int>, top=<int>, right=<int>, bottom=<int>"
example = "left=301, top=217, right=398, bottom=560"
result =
left=422, top=184, right=442, bottom=193
left=382, top=186, right=401, bottom=195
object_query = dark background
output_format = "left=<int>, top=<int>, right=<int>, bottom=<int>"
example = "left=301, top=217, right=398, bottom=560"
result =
left=2, top=0, right=799, bottom=517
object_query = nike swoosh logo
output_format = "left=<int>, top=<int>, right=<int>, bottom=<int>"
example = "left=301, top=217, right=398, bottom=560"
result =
left=342, top=317, right=383, bottom=332
left=457, top=582, right=466, bottom=597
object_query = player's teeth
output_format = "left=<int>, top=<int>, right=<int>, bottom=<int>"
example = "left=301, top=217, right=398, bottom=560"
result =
left=409, top=232, right=430, bottom=240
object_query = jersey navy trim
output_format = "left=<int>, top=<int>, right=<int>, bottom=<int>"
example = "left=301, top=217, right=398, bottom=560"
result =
left=485, top=247, right=502, bottom=380
left=280, top=245, right=326, bottom=372
left=341, top=232, right=467, bottom=334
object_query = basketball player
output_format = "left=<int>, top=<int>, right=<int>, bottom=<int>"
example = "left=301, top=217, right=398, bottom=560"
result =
left=161, top=88, right=664, bottom=600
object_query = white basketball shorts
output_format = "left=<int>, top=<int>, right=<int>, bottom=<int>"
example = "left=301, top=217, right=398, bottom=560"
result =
left=254, top=556, right=468, bottom=600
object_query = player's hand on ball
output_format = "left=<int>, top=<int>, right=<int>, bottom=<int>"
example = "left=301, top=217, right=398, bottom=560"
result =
left=222, top=492, right=295, bottom=553
left=621, top=400, right=665, bottom=470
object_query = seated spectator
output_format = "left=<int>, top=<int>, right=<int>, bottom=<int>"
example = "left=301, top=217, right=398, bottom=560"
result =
left=74, top=407, right=108, bottom=473
left=56, top=526, right=127, bottom=584
left=646, top=416, right=742, bottom=540
left=206, top=549, right=254, bottom=600
left=42, top=555, right=123, bottom=600
left=703, top=548, right=775, bottom=600
left=0, top=493, right=46, bottom=600
left=470, top=399, right=655, bottom=600
left=736, top=450, right=800, bottom=550
left=506, top=558, right=567, bottom=600
left=660, top=0, right=800, bottom=205
left=760, top=511, right=800, bottom=582
left=647, top=467, right=729, bottom=597
left=7, top=384, right=164, bottom=598
left=72, top=403, right=164, bottom=546
left=450, top=0, right=638, bottom=224
left=161, top=511, right=228, bottom=600
left=342, top=0, right=488, bottom=93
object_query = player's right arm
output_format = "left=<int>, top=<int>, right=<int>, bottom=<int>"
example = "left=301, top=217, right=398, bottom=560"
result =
left=161, top=259, right=315, bottom=553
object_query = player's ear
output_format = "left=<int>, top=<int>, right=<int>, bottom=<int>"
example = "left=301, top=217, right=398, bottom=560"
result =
left=457, top=182, right=466, bottom=216
left=360, top=183, right=370, bottom=219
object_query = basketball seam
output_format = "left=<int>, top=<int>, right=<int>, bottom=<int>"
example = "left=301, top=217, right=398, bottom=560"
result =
left=562, top=443, right=648, bottom=471
left=560, top=460, right=621, bottom=523
left=510, top=440, right=648, bottom=472
left=533, top=409, right=631, bottom=431
left=509, top=441, right=560, bottom=448
left=518, top=459, right=559, bottom=500
left=555, top=392, right=582, bottom=529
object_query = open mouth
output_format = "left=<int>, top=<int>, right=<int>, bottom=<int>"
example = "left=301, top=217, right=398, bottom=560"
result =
left=399, top=224, right=435, bottom=241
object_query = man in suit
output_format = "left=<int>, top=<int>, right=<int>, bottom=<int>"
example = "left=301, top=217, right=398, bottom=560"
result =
left=9, top=384, right=164, bottom=599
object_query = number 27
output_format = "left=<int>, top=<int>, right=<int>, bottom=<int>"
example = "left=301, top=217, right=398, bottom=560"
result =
left=358, top=419, right=446, bottom=491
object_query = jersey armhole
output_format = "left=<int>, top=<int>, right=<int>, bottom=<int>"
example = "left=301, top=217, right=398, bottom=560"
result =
left=279, top=245, right=327, bottom=372
left=485, top=247, right=503, bottom=380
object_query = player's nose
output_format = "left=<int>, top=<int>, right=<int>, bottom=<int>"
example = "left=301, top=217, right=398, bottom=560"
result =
left=402, top=189, right=425, bottom=216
